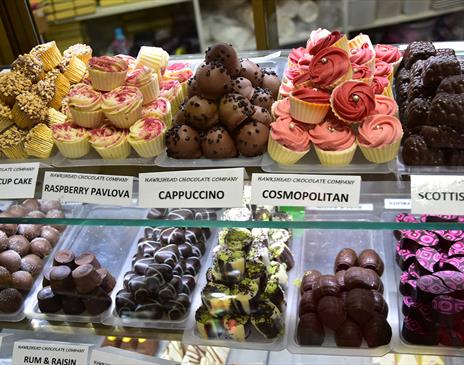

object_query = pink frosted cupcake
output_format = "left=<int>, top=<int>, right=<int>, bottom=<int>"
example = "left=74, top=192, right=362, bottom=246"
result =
left=308, top=31, right=349, bottom=55
left=289, top=87, right=330, bottom=124
left=351, top=63, right=373, bottom=84
left=375, top=44, right=402, bottom=72
left=271, top=97, right=290, bottom=119
left=102, top=86, right=143, bottom=129
left=88, top=56, right=128, bottom=91
left=357, top=114, right=403, bottom=163
left=309, top=118, right=356, bottom=166
left=308, top=47, right=352, bottom=90
left=373, top=95, right=398, bottom=117
left=125, top=66, right=159, bottom=105
left=349, top=43, right=375, bottom=72
left=89, top=123, right=130, bottom=159
left=141, top=96, right=172, bottom=127
left=306, top=28, right=331, bottom=51
left=330, top=81, right=376, bottom=124
left=128, top=117, right=166, bottom=158
left=163, top=62, right=193, bottom=96
left=371, top=76, right=393, bottom=97
left=278, top=72, right=296, bottom=99
left=374, top=60, right=393, bottom=84
left=160, top=80, right=183, bottom=114
left=115, top=54, right=137, bottom=70
left=68, top=83, right=103, bottom=128
left=288, top=47, right=307, bottom=68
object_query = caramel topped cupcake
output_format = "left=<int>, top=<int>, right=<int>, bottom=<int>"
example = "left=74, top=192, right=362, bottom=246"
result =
left=12, top=91, right=48, bottom=129
left=63, top=44, right=92, bottom=64
left=11, top=54, right=44, bottom=83
left=45, top=70, right=71, bottom=110
left=30, top=41, right=62, bottom=71
left=0, top=101, right=13, bottom=131
left=0, top=125, right=28, bottom=159
left=24, top=123, right=54, bottom=159
left=31, top=77, right=55, bottom=105
left=0, top=72, right=32, bottom=106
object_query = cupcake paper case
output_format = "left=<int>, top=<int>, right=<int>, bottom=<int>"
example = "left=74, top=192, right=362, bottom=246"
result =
left=0, top=126, right=28, bottom=159
left=24, top=123, right=54, bottom=159
left=125, top=66, right=160, bottom=105
left=68, top=83, right=103, bottom=128
left=308, top=31, right=349, bottom=55
left=141, top=96, right=172, bottom=127
left=375, top=44, right=402, bottom=72
left=349, top=43, right=375, bottom=72
left=308, top=46, right=352, bottom=90
left=289, top=87, right=330, bottom=124
left=128, top=117, right=166, bottom=158
left=30, top=41, right=62, bottom=71
left=52, top=123, right=90, bottom=159
left=102, top=86, right=143, bottom=129
left=88, top=56, right=128, bottom=91
left=89, top=124, right=131, bottom=159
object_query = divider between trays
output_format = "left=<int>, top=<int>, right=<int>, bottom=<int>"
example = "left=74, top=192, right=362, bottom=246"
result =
left=181, top=231, right=301, bottom=351
left=103, top=226, right=216, bottom=329
left=287, top=213, right=399, bottom=356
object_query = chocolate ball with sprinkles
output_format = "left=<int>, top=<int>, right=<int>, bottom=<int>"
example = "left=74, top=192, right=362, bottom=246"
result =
left=184, top=95, right=218, bottom=131
left=219, top=93, right=254, bottom=132
left=235, top=120, right=270, bottom=157
left=201, top=126, right=237, bottom=158
left=165, top=124, right=202, bottom=159
left=205, top=43, right=241, bottom=77
left=195, top=61, right=232, bottom=100
left=261, top=69, right=280, bottom=99
left=249, top=105, right=272, bottom=127
left=239, top=59, right=263, bottom=87
left=250, top=87, right=274, bottom=112
left=187, top=77, right=199, bottom=99
left=231, top=77, right=255, bottom=100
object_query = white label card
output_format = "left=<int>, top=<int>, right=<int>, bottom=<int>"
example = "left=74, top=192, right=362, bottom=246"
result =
left=384, top=198, right=411, bottom=210
left=12, top=341, right=89, bottom=365
left=139, top=168, right=244, bottom=208
left=251, top=173, right=361, bottom=208
left=0, top=163, right=39, bottom=199
left=41, top=172, right=133, bottom=206
left=90, top=348, right=172, bottom=365
left=411, top=175, right=464, bottom=215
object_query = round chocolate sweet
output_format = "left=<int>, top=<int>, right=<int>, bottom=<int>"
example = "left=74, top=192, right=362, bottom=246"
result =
left=0, top=266, right=11, bottom=288
left=335, top=320, right=363, bottom=347
left=299, top=290, right=317, bottom=315
left=235, top=120, right=269, bottom=157
left=372, top=290, right=388, bottom=317
left=82, top=287, right=111, bottom=315
left=97, top=268, right=116, bottom=293
left=239, top=59, right=263, bottom=87
left=37, top=286, right=61, bottom=313
left=173, top=107, right=189, bottom=125
left=30, top=238, right=52, bottom=258
left=39, top=200, right=62, bottom=213
left=11, top=271, right=33, bottom=291
left=40, top=226, right=60, bottom=246
left=201, top=126, right=237, bottom=158
left=7, top=204, right=27, bottom=217
left=0, top=288, right=23, bottom=313
left=362, top=313, right=392, bottom=347
left=205, top=43, right=241, bottom=76
left=219, top=93, right=254, bottom=131
left=7, top=235, right=30, bottom=257
left=0, top=231, right=8, bottom=251
left=297, top=313, right=325, bottom=346
left=54, top=250, right=75, bottom=268
left=312, top=274, right=341, bottom=302
left=335, top=270, right=346, bottom=290
left=0, top=212, right=18, bottom=236
left=231, top=77, right=254, bottom=100
left=17, top=224, right=41, bottom=240
left=45, top=209, right=65, bottom=231
left=358, top=249, right=384, bottom=276
left=72, top=263, right=103, bottom=294
left=346, top=288, right=375, bottom=326
left=344, top=266, right=381, bottom=291
left=334, top=248, right=358, bottom=272
left=27, top=210, right=46, bottom=219
left=62, top=295, right=85, bottom=315
left=21, top=199, right=40, bottom=212
left=50, top=265, right=74, bottom=294
left=42, top=266, right=53, bottom=287
left=20, top=254, right=43, bottom=276
left=250, top=87, right=274, bottom=112
left=195, top=62, right=231, bottom=100
left=184, top=95, right=218, bottom=131
left=165, top=124, right=202, bottom=159
left=261, top=69, right=280, bottom=99
left=75, top=252, right=101, bottom=269
left=0, top=250, right=21, bottom=273
left=300, top=269, right=322, bottom=293
left=250, top=106, right=272, bottom=127
left=317, top=295, right=346, bottom=330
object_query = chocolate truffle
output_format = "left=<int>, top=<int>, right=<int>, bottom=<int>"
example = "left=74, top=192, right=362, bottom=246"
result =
left=299, top=290, right=317, bottom=314
left=8, top=235, right=30, bottom=257
left=205, top=43, right=241, bottom=76
left=297, top=313, right=325, bottom=346
left=61, top=294, right=85, bottom=315
left=219, top=93, right=254, bottom=131
left=300, top=269, right=321, bottom=293
left=165, top=124, right=202, bottom=159
left=0, top=250, right=22, bottom=273
left=250, top=87, right=274, bottom=112
left=335, top=270, right=346, bottom=290
left=261, top=69, right=280, bottom=99
left=421, top=54, right=460, bottom=88
left=7, top=204, right=27, bottom=217
left=317, top=295, right=346, bottom=330
left=372, top=290, right=388, bottom=317
left=250, top=106, right=272, bottom=127
left=346, top=288, right=375, bottom=325
left=30, top=238, right=52, bottom=258
left=11, top=270, right=33, bottom=291
left=239, top=59, right=263, bottom=86
left=0, top=231, right=8, bottom=251
left=50, top=265, right=74, bottom=294
left=235, top=120, right=269, bottom=157
left=344, top=267, right=381, bottom=291
left=54, top=250, right=75, bottom=268
left=20, top=254, right=43, bottom=276
left=362, top=313, right=392, bottom=347
left=173, top=106, right=189, bottom=125
left=0, top=288, right=23, bottom=313
left=72, top=263, right=102, bottom=294
left=334, top=248, right=358, bottom=272
left=195, top=62, right=231, bottom=99
left=0, top=213, right=18, bottom=236
left=97, top=268, right=116, bottom=293
left=21, top=199, right=40, bottom=212
left=335, top=320, right=363, bottom=347
left=231, top=77, right=254, bottom=100
left=358, top=249, right=384, bottom=276
left=37, top=286, right=61, bottom=313
left=45, top=209, right=65, bottom=231
left=0, top=266, right=11, bottom=288
left=403, top=41, right=436, bottom=69
left=312, top=275, right=341, bottom=302
left=82, top=287, right=111, bottom=315
left=27, top=210, right=46, bottom=219
left=436, top=75, right=464, bottom=94
left=201, top=126, right=237, bottom=158
left=75, top=252, right=101, bottom=269
left=184, top=95, right=219, bottom=131
left=40, top=226, right=60, bottom=246
left=42, top=266, right=52, bottom=287
left=39, top=200, right=62, bottom=213
left=17, top=224, right=41, bottom=241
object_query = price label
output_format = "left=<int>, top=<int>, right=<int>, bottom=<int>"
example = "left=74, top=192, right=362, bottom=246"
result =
left=251, top=173, right=361, bottom=208
left=42, top=172, right=133, bottom=206
left=0, top=163, right=39, bottom=199
left=384, top=198, right=411, bottom=210
left=12, top=341, right=89, bottom=365
left=90, top=348, right=173, bottom=365
left=411, top=175, right=464, bottom=215
left=139, top=168, right=244, bottom=208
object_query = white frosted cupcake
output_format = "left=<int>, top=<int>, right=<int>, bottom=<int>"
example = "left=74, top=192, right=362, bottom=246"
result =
left=159, top=80, right=183, bottom=114
left=125, top=66, right=159, bottom=105
left=51, top=123, right=90, bottom=159
left=87, top=56, right=128, bottom=91
left=89, top=123, right=130, bottom=159
left=68, top=83, right=103, bottom=128
left=102, top=86, right=143, bottom=129
left=128, top=117, right=166, bottom=158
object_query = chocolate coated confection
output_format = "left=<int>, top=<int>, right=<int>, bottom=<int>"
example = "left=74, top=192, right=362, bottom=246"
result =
left=195, top=62, right=231, bottom=100
left=26, top=210, right=46, bottom=219
left=75, top=252, right=101, bottom=269
left=61, top=295, right=85, bottom=315
left=428, top=93, right=464, bottom=129
left=362, top=313, right=392, bottom=347
left=334, top=248, right=357, bottom=272
left=219, top=93, right=254, bottom=132
left=231, top=77, right=255, bottom=100
left=407, top=76, right=435, bottom=101
left=0, top=288, right=22, bottom=313
left=299, top=290, right=317, bottom=315
left=344, top=267, right=381, bottom=291
left=396, top=82, right=410, bottom=108
left=39, top=200, right=62, bottom=213
left=50, top=265, right=74, bottom=294
left=317, top=295, right=346, bottom=330
left=165, top=124, right=202, bottom=159
left=166, top=208, right=195, bottom=220
left=135, top=301, right=164, bottom=320
left=11, top=271, right=33, bottom=291
left=187, top=77, right=199, bottom=99
left=346, top=288, right=375, bottom=325
left=160, top=228, right=184, bottom=247
left=201, top=126, right=238, bottom=158
left=297, top=313, right=325, bottom=346
left=72, top=263, right=103, bottom=294
left=436, top=75, right=464, bottom=94
left=46, top=209, right=66, bottom=232
left=30, top=238, right=52, bottom=258
left=182, top=274, right=196, bottom=295
left=167, top=293, right=191, bottom=320
left=173, top=260, right=186, bottom=276
left=235, top=120, right=269, bottom=157
left=300, top=269, right=322, bottom=293
left=335, top=270, right=346, bottom=290
left=0, top=267, right=11, bottom=289
left=21, top=199, right=40, bottom=212
left=402, top=135, right=445, bottom=166
left=40, top=226, right=60, bottom=246
left=0, top=231, right=8, bottom=251
left=421, top=54, right=460, bottom=88
left=250, top=106, right=272, bottom=127
left=17, top=224, right=41, bottom=241
left=37, top=286, right=61, bottom=313
left=250, top=87, right=274, bottom=112
left=54, top=250, right=75, bottom=268
left=7, top=204, right=27, bottom=217
left=402, top=315, right=439, bottom=345
left=8, top=235, right=30, bottom=257
left=205, top=43, right=241, bottom=76
left=185, top=96, right=219, bottom=131
left=312, top=275, right=341, bottom=302
left=185, top=257, right=201, bottom=275
left=97, top=268, right=116, bottom=293
left=146, top=208, right=167, bottom=219
left=0, top=213, right=18, bottom=236
left=395, top=67, right=410, bottom=88
left=251, top=301, right=283, bottom=339
left=159, top=275, right=182, bottom=303
left=436, top=48, right=455, bottom=56
left=261, top=69, right=280, bottom=100
left=239, top=59, right=263, bottom=87
left=154, top=244, right=181, bottom=268
left=335, top=320, right=363, bottom=347
left=82, top=287, right=111, bottom=315
left=403, top=41, right=436, bottom=69
left=406, top=97, right=432, bottom=129
left=42, top=267, right=52, bottom=287
left=0, top=250, right=21, bottom=273
left=372, top=290, right=388, bottom=317
left=358, top=249, right=384, bottom=276
left=115, top=289, right=136, bottom=314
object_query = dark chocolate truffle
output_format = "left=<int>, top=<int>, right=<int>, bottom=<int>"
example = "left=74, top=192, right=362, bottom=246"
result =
left=72, top=263, right=103, bottom=294
left=40, top=226, right=60, bottom=246
left=334, top=248, right=358, bottom=272
left=205, top=43, right=241, bottom=76
left=50, top=265, right=74, bottom=294
left=185, top=95, right=219, bottom=131
left=75, top=252, right=101, bottom=269
left=358, top=249, right=384, bottom=276
left=30, top=238, right=52, bottom=258
left=37, top=286, right=61, bottom=313
left=82, top=287, right=112, bottom=315
left=54, top=249, right=75, bottom=268
left=219, top=93, right=254, bottom=131
left=312, top=274, right=341, bottom=302
left=0, top=250, right=22, bottom=273
left=17, top=224, right=41, bottom=241
left=201, top=126, right=237, bottom=158
left=362, top=313, right=392, bottom=347
left=8, top=235, right=30, bottom=257
left=317, top=295, right=346, bottom=330
left=21, top=199, right=40, bottom=212
left=346, top=288, right=375, bottom=325
left=61, top=294, right=85, bottom=315
left=239, top=59, right=263, bottom=86
left=165, top=124, right=202, bottom=159
left=0, top=266, right=11, bottom=288
left=250, top=105, right=272, bottom=127
left=195, top=62, right=231, bottom=99
left=231, top=77, right=254, bottom=100
left=261, top=69, right=280, bottom=100
left=297, top=313, right=325, bottom=346
left=97, top=268, right=116, bottom=293
left=0, top=288, right=23, bottom=313
left=250, top=87, right=274, bottom=112
left=235, top=120, right=269, bottom=157
left=11, top=270, right=33, bottom=291
left=300, top=269, right=321, bottom=293
left=335, top=320, right=363, bottom=347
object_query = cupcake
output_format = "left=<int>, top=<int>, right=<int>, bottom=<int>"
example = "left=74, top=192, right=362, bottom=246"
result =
left=51, top=123, right=89, bottom=158
left=375, top=44, right=402, bottom=72
left=351, top=63, right=373, bottom=84
left=0, top=101, right=13, bottom=131
left=308, top=47, right=352, bottom=90
left=277, top=76, right=295, bottom=100
left=372, top=76, right=393, bottom=97
left=330, top=81, right=376, bottom=124
left=24, top=123, right=54, bottom=159
left=63, top=44, right=93, bottom=64
left=306, top=28, right=331, bottom=51
left=271, top=97, right=290, bottom=119
left=30, top=41, right=62, bottom=71
left=373, top=95, right=398, bottom=117
left=31, top=77, right=55, bottom=105
left=0, top=126, right=28, bottom=159
left=374, top=60, right=393, bottom=84
left=87, top=56, right=128, bottom=91
left=48, top=108, right=68, bottom=126
left=288, top=47, right=307, bottom=68
left=128, top=117, right=166, bottom=158
left=348, top=34, right=373, bottom=52
left=11, top=54, right=44, bottom=83
left=309, top=118, right=356, bottom=166
left=141, top=97, right=172, bottom=127
left=115, top=54, right=136, bottom=70
left=268, top=115, right=311, bottom=164
left=68, top=83, right=103, bottom=128
left=160, top=80, right=183, bottom=114
left=101, top=86, right=143, bottom=129
left=60, top=55, right=87, bottom=84
left=289, top=87, right=330, bottom=124
left=349, top=43, right=375, bottom=72
left=12, top=91, right=48, bottom=129
left=163, top=62, right=193, bottom=96
left=125, top=66, right=159, bottom=105
left=89, top=124, right=131, bottom=159
left=0, top=71, right=32, bottom=106
left=357, top=114, right=403, bottom=163
left=308, top=31, right=349, bottom=55
left=46, top=70, right=71, bottom=110
left=136, top=46, right=169, bottom=77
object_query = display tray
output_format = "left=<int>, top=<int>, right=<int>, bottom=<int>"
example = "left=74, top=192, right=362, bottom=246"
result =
left=287, top=214, right=397, bottom=357
left=104, top=227, right=215, bottom=330
left=52, top=149, right=154, bottom=167
left=182, top=231, right=300, bottom=351
left=25, top=205, right=147, bottom=323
